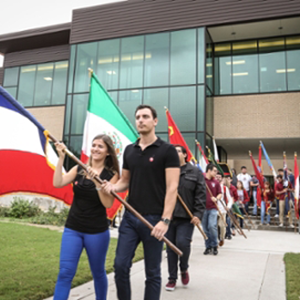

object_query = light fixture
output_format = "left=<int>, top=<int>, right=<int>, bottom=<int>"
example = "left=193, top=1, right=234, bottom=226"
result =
left=232, top=72, right=248, bottom=76
left=276, top=69, right=296, bottom=73
left=106, top=71, right=116, bottom=75
left=206, top=75, right=213, bottom=78
left=226, top=60, right=245, bottom=65
left=131, top=90, right=139, bottom=93
left=43, top=77, right=53, bottom=81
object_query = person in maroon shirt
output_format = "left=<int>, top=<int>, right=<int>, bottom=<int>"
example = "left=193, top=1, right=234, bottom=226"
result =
left=225, top=176, right=238, bottom=238
left=202, top=164, right=222, bottom=256
left=275, top=175, right=289, bottom=227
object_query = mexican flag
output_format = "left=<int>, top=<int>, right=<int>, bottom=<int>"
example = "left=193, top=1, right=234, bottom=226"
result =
left=81, top=72, right=139, bottom=219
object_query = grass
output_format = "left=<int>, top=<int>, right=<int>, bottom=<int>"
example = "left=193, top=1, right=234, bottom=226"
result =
left=0, top=223, right=144, bottom=300
left=284, top=253, right=300, bottom=300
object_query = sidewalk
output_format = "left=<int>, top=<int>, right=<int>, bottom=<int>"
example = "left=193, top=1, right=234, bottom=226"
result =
left=45, top=229, right=299, bottom=300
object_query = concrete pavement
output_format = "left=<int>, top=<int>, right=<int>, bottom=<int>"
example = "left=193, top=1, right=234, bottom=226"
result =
left=45, top=229, right=299, bottom=300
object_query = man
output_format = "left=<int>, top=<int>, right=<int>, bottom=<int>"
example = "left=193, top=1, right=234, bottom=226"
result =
left=202, top=164, right=222, bottom=256
left=237, top=166, right=252, bottom=212
left=275, top=174, right=293, bottom=227
left=278, top=168, right=290, bottom=218
left=103, top=105, right=180, bottom=300
left=165, top=145, right=206, bottom=291
left=215, top=173, right=232, bottom=246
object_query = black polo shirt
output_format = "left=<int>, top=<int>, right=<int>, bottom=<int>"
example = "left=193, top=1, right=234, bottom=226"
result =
left=123, top=137, right=180, bottom=215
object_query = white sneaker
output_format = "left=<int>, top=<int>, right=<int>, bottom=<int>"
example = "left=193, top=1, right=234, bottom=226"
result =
left=274, top=214, right=279, bottom=218
left=289, top=224, right=294, bottom=228
left=279, top=223, right=283, bottom=227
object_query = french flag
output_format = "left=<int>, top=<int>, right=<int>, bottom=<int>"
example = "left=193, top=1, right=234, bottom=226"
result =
left=0, top=86, right=73, bottom=204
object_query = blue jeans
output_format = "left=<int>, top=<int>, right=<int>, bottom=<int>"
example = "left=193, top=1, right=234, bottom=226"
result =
left=261, top=201, right=270, bottom=224
left=276, top=198, right=279, bottom=215
left=285, top=195, right=290, bottom=216
left=252, top=191, right=257, bottom=215
left=54, top=228, right=110, bottom=300
left=202, top=209, right=218, bottom=248
left=239, top=207, right=245, bottom=228
left=114, top=211, right=163, bottom=300
left=166, top=218, right=194, bottom=280
left=225, top=214, right=231, bottom=238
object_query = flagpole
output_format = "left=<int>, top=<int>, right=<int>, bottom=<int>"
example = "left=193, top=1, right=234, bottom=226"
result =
left=47, top=133, right=183, bottom=257
left=176, top=194, right=208, bottom=240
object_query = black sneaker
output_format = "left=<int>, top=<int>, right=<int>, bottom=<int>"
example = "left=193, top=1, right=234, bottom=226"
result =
left=203, top=248, right=212, bottom=255
left=227, top=236, right=232, bottom=240
left=213, top=247, right=218, bottom=255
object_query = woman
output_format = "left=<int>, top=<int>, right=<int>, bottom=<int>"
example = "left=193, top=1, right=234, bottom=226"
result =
left=236, top=180, right=249, bottom=228
left=261, top=181, right=274, bottom=225
left=53, top=134, right=119, bottom=300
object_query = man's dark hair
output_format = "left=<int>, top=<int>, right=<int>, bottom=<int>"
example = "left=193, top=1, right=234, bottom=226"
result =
left=278, top=168, right=284, bottom=172
left=241, top=166, right=247, bottom=170
left=217, top=172, right=224, bottom=178
left=206, top=163, right=217, bottom=172
left=288, top=168, right=292, bottom=172
left=174, top=144, right=188, bottom=162
left=277, top=174, right=283, bottom=179
left=135, top=105, right=157, bottom=119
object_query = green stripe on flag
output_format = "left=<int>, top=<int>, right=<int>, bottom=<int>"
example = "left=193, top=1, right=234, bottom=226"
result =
left=89, top=73, right=138, bottom=141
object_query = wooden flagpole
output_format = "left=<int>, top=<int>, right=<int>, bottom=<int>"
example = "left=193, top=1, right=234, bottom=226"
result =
left=48, top=133, right=183, bottom=257
left=176, top=194, right=208, bottom=240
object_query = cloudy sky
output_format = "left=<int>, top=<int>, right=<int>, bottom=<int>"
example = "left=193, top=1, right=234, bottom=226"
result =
left=0, top=0, right=124, bottom=66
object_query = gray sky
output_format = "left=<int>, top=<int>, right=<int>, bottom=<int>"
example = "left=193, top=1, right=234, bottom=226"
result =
left=0, top=0, right=124, bottom=67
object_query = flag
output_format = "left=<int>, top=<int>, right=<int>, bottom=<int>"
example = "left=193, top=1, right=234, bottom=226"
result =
left=195, top=140, right=208, bottom=172
left=249, top=151, right=264, bottom=189
left=231, top=203, right=244, bottom=219
left=165, top=108, right=196, bottom=163
left=0, top=86, right=73, bottom=204
left=260, top=141, right=277, bottom=179
left=213, top=137, right=219, bottom=162
left=258, top=145, right=262, bottom=168
left=283, top=152, right=288, bottom=182
left=81, top=72, right=139, bottom=219
left=294, top=152, right=299, bottom=220
left=207, top=146, right=224, bottom=175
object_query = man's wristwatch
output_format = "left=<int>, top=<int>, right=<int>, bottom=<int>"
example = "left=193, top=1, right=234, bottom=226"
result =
left=161, top=218, right=171, bottom=225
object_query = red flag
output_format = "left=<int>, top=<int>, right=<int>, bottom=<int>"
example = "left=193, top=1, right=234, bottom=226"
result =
left=249, top=151, right=265, bottom=190
left=258, top=145, right=262, bottom=168
left=294, top=152, right=299, bottom=220
left=166, top=108, right=196, bottom=162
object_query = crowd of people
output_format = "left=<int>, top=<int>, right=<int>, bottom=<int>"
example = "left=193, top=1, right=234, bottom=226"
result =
left=52, top=104, right=299, bottom=300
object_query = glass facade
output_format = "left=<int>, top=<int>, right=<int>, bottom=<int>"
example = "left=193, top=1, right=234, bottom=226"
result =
left=214, top=36, right=300, bottom=95
left=3, top=61, right=68, bottom=107
left=65, top=28, right=210, bottom=167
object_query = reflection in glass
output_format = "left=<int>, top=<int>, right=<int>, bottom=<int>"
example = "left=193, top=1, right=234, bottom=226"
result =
left=170, top=86, right=196, bottom=131
left=143, top=88, right=168, bottom=132
left=259, top=51, right=286, bottom=92
left=119, top=90, right=142, bottom=127
left=144, top=33, right=169, bottom=87
left=52, top=61, right=68, bottom=105
left=18, top=65, right=36, bottom=107
left=232, top=54, right=258, bottom=93
left=205, top=30, right=213, bottom=91
left=120, top=36, right=144, bottom=89
left=197, top=85, right=205, bottom=131
left=287, top=50, right=300, bottom=91
left=198, top=28, right=205, bottom=84
left=97, top=39, right=120, bottom=90
left=74, top=42, right=97, bottom=93
left=108, top=91, right=118, bottom=104
left=5, top=87, right=17, bottom=99
left=4, top=67, right=19, bottom=87
left=34, top=63, right=54, bottom=106
left=70, top=94, right=89, bottom=134
left=68, top=45, right=76, bottom=94
left=171, top=29, right=196, bottom=85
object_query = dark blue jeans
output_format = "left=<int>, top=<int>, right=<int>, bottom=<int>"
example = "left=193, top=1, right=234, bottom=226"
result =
left=114, top=211, right=163, bottom=300
left=225, top=214, right=231, bottom=237
left=166, top=218, right=194, bottom=280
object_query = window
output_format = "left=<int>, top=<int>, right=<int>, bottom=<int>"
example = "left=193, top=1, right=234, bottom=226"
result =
left=18, top=65, right=36, bottom=107
left=119, top=90, right=142, bottom=126
left=3, top=67, right=19, bottom=87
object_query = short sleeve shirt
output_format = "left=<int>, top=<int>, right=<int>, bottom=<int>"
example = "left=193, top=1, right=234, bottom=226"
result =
left=205, top=177, right=222, bottom=210
left=123, top=137, right=180, bottom=215
left=237, top=173, right=252, bottom=191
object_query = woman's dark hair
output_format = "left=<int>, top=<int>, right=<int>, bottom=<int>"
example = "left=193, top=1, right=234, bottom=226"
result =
left=135, top=105, right=157, bottom=119
left=88, top=134, right=120, bottom=175
left=174, top=144, right=188, bottom=162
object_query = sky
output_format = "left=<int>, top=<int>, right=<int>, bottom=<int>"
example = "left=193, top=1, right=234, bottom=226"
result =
left=0, top=0, right=125, bottom=66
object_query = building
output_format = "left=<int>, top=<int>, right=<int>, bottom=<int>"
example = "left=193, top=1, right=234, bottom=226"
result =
left=1, top=0, right=300, bottom=177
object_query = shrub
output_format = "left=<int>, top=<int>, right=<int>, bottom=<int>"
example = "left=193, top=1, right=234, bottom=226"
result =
left=0, top=206, right=10, bottom=217
left=9, top=198, right=41, bottom=219
left=31, top=206, right=69, bottom=226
